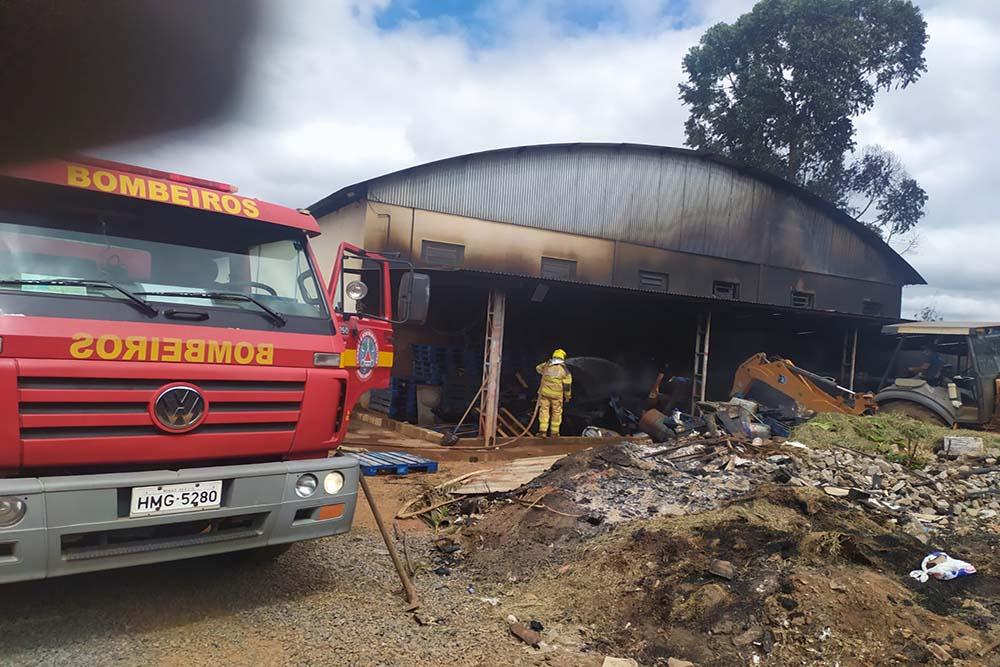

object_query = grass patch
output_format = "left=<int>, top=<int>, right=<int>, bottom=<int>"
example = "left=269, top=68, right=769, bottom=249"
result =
left=790, top=412, right=1000, bottom=468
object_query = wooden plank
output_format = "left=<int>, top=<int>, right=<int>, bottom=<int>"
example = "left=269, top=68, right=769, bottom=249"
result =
left=496, top=411, right=519, bottom=437
left=451, top=455, right=565, bottom=495
left=500, top=407, right=527, bottom=433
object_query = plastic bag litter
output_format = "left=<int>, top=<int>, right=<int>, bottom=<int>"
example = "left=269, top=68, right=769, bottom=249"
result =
left=909, top=551, right=977, bottom=583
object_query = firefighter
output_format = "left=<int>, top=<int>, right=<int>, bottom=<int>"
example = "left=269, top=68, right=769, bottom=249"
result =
left=536, top=348, right=572, bottom=437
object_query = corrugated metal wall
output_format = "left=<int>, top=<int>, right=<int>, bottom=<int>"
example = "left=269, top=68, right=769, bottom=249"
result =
left=366, top=145, right=905, bottom=285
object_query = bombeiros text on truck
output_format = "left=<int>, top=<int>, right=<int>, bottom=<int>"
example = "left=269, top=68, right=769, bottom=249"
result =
left=0, top=157, right=429, bottom=582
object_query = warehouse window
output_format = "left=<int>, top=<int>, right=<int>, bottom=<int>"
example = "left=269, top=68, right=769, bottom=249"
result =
left=421, top=240, right=465, bottom=267
left=712, top=281, right=740, bottom=300
left=862, top=300, right=883, bottom=316
left=639, top=270, right=669, bottom=292
left=791, top=291, right=814, bottom=309
left=541, top=256, right=577, bottom=280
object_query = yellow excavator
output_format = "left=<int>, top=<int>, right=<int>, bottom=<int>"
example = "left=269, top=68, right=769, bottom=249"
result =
left=731, top=353, right=877, bottom=419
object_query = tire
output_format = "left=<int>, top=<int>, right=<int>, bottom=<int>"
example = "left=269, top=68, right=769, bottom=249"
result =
left=878, top=401, right=948, bottom=426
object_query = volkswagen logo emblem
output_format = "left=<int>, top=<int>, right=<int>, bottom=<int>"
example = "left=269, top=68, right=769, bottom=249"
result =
left=151, top=384, right=208, bottom=433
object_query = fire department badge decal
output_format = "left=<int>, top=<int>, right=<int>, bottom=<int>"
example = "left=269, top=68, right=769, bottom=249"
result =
left=356, top=330, right=379, bottom=380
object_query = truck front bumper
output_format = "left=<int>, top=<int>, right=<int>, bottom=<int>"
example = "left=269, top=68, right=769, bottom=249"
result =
left=0, top=456, right=359, bottom=583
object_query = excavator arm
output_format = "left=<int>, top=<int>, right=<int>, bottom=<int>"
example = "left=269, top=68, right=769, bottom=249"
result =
left=731, top=353, right=877, bottom=418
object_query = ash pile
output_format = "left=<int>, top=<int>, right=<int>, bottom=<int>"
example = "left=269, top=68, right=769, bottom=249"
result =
left=545, top=431, right=1000, bottom=539
left=518, top=437, right=796, bottom=527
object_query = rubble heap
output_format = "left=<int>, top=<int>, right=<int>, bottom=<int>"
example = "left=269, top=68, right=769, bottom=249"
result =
left=459, top=437, right=1000, bottom=666
left=786, top=442, right=1000, bottom=541
left=512, top=486, right=1000, bottom=667
left=486, top=434, right=1000, bottom=541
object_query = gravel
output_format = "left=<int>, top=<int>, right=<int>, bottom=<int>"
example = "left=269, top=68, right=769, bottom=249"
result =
left=0, top=532, right=563, bottom=667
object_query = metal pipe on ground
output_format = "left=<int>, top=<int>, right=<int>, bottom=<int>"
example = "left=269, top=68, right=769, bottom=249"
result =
left=359, top=475, right=421, bottom=611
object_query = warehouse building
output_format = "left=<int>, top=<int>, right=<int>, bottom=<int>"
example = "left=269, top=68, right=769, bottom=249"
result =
left=307, top=143, right=924, bottom=441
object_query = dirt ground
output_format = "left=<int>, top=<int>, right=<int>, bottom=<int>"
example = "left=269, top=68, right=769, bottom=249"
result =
left=468, top=486, right=1000, bottom=665
left=352, top=458, right=494, bottom=532
left=5, top=429, right=999, bottom=666
left=1, top=459, right=579, bottom=667
left=457, top=444, right=1000, bottom=666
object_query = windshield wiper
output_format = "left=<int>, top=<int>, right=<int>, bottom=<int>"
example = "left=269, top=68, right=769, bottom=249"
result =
left=0, top=279, right=158, bottom=317
left=135, top=291, right=286, bottom=327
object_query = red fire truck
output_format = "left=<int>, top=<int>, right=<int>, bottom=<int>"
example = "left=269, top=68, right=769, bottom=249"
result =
left=0, top=157, right=427, bottom=582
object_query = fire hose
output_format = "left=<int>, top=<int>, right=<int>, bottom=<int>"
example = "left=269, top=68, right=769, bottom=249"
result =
left=440, top=381, right=541, bottom=449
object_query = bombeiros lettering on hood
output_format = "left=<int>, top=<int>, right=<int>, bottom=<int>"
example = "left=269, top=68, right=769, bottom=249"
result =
left=65, top=164, right=260, bottom=219
left=69, top=333, right=274, bottom=365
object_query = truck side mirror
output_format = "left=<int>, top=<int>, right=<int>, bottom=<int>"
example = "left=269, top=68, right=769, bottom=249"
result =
left=398, top=272, right=430, bottom=325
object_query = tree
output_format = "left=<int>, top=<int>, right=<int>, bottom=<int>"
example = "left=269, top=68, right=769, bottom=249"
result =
left=913, top=305, right=942, bottom=322
left=679, top=0, right=928, bottom=236
left=846, top=145, right=927, bottom=243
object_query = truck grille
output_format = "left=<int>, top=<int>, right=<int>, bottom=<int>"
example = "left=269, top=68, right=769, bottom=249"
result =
left=60, top=512, right=267, bottom=561
left=17, top=360, right=305, bottom=466
left=18, top=377, right=305, bottom=439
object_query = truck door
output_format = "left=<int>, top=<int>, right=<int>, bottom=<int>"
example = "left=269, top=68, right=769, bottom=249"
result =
left=327, top=244, right=395, bottom=392
left=325, top=243, right=430, bottom=417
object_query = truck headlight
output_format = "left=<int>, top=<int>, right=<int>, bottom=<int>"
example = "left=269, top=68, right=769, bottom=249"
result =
left=295, top=474, right=318, bottom=498
left=0, top=497, right=26, bottom=527
left=345, top=280, right=368, bottom=301
left=323, top=471, right=345, bottom=494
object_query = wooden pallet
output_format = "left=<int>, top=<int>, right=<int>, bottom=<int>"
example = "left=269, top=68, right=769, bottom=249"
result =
left=350, top=451, right=440, bottom=476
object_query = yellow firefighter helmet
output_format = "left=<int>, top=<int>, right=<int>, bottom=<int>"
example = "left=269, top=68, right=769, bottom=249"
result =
left=552, top=348, right=567, bottom=360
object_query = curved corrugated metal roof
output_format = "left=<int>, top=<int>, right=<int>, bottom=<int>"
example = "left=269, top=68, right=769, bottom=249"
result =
left=308, top=143, right=924, bottom=285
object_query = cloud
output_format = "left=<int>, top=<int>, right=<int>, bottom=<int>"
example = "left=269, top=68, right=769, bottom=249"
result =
left=99, top=0, right=999, bottom=321
left=99, top=0, right=746, bottom=205
left=855, top=0, right=1000, bottom=319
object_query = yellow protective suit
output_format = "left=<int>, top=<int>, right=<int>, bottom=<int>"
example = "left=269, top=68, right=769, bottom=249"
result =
left=536, top=359, right=572, bottom=436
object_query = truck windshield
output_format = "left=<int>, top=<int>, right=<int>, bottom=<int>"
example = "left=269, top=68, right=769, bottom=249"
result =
left=891, top=334, right=970, bottom=383
left=972, top=332, right=1000, bottom=377
left=0, top=203, right=330, bottom=332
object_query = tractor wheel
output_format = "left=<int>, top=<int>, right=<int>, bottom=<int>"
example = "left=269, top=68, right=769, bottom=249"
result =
left=878, top=401, right=948, bottom=426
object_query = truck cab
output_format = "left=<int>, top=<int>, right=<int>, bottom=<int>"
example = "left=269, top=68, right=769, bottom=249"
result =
left=876, top=322, right=1000, bottom=427
left=0, top=158, right=427, bottom=582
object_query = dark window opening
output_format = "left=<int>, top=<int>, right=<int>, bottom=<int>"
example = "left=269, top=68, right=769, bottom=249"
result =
left=639, top=270, right=669, bottom=292
left=540, top=257, right=577, bottom=280
left=862, top=300, right=883, bottom=316
left=712, top=281, right=739, bottom=300
left=420, top=240, right=465, bottom=267
left=791, top=291, right=814, bottom=309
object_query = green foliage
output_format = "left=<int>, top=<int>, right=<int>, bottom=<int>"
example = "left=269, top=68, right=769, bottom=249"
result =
left=847, top=145, right=928, bottom=242
left=796, top=413, right=1000, bottom=468
left=679, top=0, right=928, bottom=235
left=793, top=412, right=950, bottom=468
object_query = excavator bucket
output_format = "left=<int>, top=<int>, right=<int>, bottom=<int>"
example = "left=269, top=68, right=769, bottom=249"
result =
left=731, top=353, right=877, bottom=419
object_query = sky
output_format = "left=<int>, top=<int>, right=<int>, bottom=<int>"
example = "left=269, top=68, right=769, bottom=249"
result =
left=100, top=0, right=1000, bottom=321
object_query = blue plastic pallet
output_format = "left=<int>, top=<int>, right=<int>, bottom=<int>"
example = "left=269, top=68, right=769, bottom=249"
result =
left=351, top=451, right=439, bottom=476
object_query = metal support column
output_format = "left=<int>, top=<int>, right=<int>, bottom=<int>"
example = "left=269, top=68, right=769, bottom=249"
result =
left=479, top=289, right=506, bottom=447
left=840, top=327, right=859, bottom=391
left=691, top=311, right=712, bottom=412
left=841, top=331, right=850, bottom=386
left=848, top=327, right=858, bottom=392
